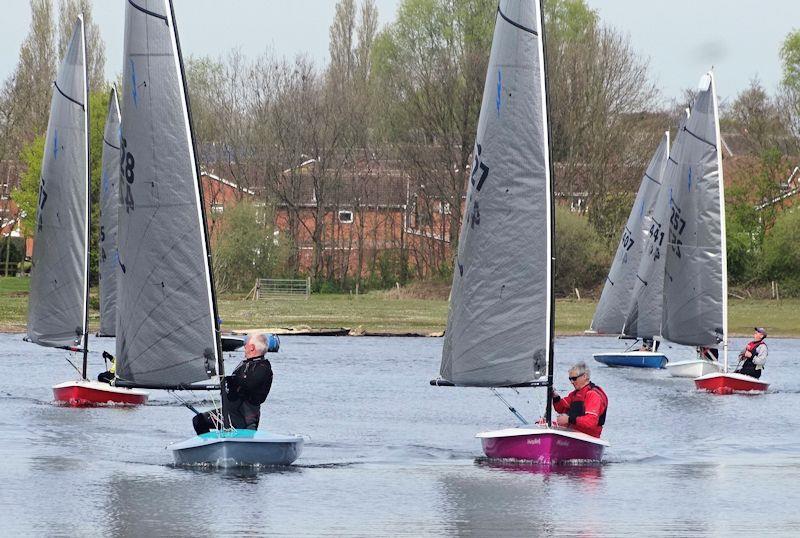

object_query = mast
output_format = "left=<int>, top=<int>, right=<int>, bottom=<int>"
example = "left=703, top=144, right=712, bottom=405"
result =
left=167, top=0, right=228, bottom=424
left=536, top=0, right=556, bottom=424
left=710, top=71, right=729, bottom=371
left=79, top=14, right=90, bottom=381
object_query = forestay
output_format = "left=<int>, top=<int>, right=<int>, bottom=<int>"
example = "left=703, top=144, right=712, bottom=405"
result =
left=27, top=18, right=89, bottom=350
left=592, top=132, right=669, bottom=335
left=98, top=88, right=121, bottom=337
left=661, top=73, right=726, bottom=347
left=439, top=0, right=551, bottom=387
left=115, top=0, right=220, bottom=387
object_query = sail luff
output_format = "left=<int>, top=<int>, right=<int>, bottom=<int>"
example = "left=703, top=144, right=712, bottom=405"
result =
left=710, top=72, right=729, bottom=370
left=166, top=0, right=227, bottom=415
left=79, top=14, right=90, bottom=379
left=536, top=0, right=556, bottom=423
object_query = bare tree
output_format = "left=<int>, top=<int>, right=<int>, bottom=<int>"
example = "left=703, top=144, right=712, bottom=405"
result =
left=57, top=0, right=105, bottom=92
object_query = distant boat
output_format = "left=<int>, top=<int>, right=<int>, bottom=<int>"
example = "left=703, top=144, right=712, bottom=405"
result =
left=96, top=87, right=121, bottom=338
left=114, top=0, right=302, bottom=466
left=591, top=131, right=671, bottom=369
left=221, top=334, right=245, bottom=352
left=25, top=16, right=147, bottom=406
left=656, top=72, right=765, bottom=393
left=430, top=0, right=608, bottom=464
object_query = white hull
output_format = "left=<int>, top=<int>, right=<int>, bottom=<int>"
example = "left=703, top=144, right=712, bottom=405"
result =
left=666, top=359, right=721, bottom=378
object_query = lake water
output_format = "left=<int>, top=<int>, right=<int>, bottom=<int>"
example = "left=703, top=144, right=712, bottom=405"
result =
left=1, top=333, right=798, bottom=536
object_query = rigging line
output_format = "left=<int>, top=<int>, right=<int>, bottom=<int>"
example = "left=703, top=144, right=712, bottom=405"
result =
left=102, top=137, right=121, bottom=150
left=683, top=126, right=717, bottom=149
left=53, top=81, right=85, bottom=110
left=62, top=353, right=82, bottom=377
left=490, top=388, right=529, bottom=425
left=644, top=172, right=661, bottom=185
left=497, top=6, right=538, bottom=36
left=168, top=390, right=201, bottom=415
left=128, top=0, right=168, bottom=23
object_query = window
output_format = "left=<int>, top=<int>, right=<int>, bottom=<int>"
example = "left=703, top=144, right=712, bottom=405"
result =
left=211, top=203, right=224, bottom=214
left=338, top=210, right=353, bottom=224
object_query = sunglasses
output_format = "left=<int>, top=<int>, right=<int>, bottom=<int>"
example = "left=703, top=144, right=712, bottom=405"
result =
left=568, top=373, right=585, bottom=381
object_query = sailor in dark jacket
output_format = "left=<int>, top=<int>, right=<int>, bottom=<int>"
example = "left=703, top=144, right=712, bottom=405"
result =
left=193, top=333, right=274, bottom=434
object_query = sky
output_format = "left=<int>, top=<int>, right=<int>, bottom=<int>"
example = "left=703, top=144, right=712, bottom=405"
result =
left=1, top=0, right=799, bottom=105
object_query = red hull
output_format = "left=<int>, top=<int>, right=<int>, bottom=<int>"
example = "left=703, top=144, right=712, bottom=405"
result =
left=694, top=373, right=769, bottom=395
left=52, top=383, right=148, bottom=407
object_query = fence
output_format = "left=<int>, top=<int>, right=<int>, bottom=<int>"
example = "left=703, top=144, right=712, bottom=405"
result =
left=250, top=277, right=311, bottom=300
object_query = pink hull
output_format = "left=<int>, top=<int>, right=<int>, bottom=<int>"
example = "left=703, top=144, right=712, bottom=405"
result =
left=53, top=385, right=148, bottom=407
left=695, top=375, right=769, bottom=395
left=481, top=432, right=605, bottom=464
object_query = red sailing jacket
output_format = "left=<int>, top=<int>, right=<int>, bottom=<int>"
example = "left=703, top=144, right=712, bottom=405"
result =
left=553, top=382, right=608, bottom=438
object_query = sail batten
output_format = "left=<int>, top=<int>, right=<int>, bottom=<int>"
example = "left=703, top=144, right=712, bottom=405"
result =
left=438, top=0, right=551, bottom=387
left=98, top=88, right=121, bottom=336
left=115, top=0, right=220, bottom=387
left=27, top=17, right=89, bottom=352
left=592, top=132, right=669, bottom=335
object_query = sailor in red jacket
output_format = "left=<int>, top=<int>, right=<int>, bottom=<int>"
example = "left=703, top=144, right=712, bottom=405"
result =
left=552, top=362, right=608, bottom=438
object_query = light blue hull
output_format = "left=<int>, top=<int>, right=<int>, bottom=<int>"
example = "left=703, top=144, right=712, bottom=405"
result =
left=592, top=352, right=668, bottom=369
left=170, top=429, right=303, bottom=468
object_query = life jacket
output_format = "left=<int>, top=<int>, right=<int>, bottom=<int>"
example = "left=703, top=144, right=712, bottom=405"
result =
left=568, top=382, right=609, bottom=426
left=742, top=339, right=767, bottom=370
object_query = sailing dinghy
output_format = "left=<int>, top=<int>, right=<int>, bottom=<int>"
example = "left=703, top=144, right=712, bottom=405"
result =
left=431, top=0, right=608, bottom=464
left=661, top=72, right=755, bottom=390
left=661, top=73, right=766, bottom=393
left=26, top=17, right=147, bottom=406
left=115, top=0, right=302, bottom=466
left=591, top=133, right=671, bottom=369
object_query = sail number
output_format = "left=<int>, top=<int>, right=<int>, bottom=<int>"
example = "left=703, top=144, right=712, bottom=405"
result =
left=669, top=204, right=686, bottom=258
left=470, top=143, right=489, bottom=192
left=37, top=177, right=48, bottom=231
left=120, top=137, right=135, bottom=213
left=646, top=221, right=665, bottom=261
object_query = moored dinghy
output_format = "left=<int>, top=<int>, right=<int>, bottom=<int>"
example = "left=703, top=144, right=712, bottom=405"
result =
left=115, top=0, right=301, bottom=465
left=26, top=17, right=146, bottom=406
left=430, top=0, right=608, bottom=464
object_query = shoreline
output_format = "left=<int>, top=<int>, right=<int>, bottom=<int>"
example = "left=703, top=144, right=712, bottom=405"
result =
left=3, top=324, right=797, bottom=339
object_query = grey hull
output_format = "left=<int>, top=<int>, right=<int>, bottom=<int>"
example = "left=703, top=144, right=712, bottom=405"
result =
left=171, top=431, right=303, bottom=468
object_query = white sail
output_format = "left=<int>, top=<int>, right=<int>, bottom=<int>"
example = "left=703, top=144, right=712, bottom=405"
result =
left=98, top=87, right=121, bottom=337
left=661, top=72, right=726, bottom=349
left=591, top=132, right=669, bottom=335
left=27, top=17, right=89, bottom=351
left=115, top=0, right=221, bottom=388
left=439, top=0, right=552, bottom=387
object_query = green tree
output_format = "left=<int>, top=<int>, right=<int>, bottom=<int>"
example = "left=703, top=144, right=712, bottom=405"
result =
left=554, top=206, right=609, bottom=295
left=211, top=202, right=291, bottom=292
left=761, top=208, right=800, bottom=294
left=13, top=134, right=45, bottom=237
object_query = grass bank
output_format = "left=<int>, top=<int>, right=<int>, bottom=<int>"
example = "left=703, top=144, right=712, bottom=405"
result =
left=1, top=277, right=798, bottom=337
